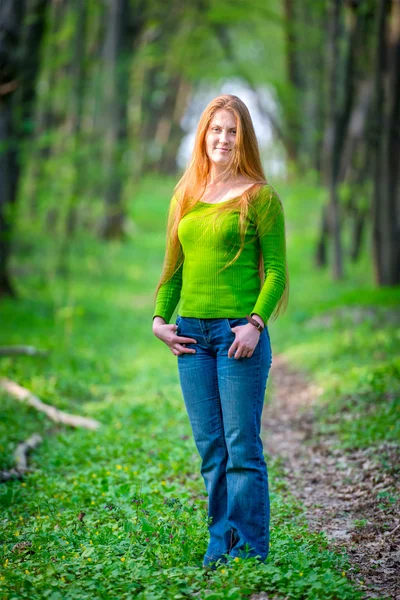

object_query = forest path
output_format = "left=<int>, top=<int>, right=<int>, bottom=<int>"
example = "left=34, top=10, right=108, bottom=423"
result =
left=261, top=355, right=399, bottom=600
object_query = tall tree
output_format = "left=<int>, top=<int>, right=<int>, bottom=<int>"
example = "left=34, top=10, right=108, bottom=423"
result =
left=0, top=0, right=48, bottom=297
left=282, top=0, right=303, bottom=165
left=321, top=0, right=344, bottom=279
left=371, top=0, right=400, bottom=284
left=27, top=0, right=70, bottom=218
left=65, top=0, right=88, bottom=236
left=56, top=0, right=88, bottom=278
left=100, top=0, right=131, bottom=239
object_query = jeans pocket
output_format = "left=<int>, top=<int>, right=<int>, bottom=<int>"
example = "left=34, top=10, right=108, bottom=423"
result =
left=226, top=317, right=248, bottom=335
left=175, top=314, right=182, bottom=334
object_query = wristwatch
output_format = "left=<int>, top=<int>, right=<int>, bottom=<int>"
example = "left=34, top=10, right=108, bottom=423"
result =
left=245, top=314, right=264, bottom=333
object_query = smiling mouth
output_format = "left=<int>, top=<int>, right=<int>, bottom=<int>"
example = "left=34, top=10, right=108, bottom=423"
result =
left=216, top=148, right=229, bottom=152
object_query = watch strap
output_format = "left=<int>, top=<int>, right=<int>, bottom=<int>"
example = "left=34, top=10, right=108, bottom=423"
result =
left=245, top=314, right=264, bottom=332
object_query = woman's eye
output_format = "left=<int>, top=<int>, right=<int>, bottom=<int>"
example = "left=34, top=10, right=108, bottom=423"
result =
left=211, top=128, right=236, bottom=133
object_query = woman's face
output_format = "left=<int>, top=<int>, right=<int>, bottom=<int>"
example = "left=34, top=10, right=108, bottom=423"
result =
left=205, top=109, right=237, bottom=167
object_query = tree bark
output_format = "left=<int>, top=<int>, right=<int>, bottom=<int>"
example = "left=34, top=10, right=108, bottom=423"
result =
left=0, top=0, right=48, bottom=298
left=0, top=0, right=26, bottom=298
left=282, top=0, right=303, bottom=165
left=27, top=0, right=70, bottom=218
left=57, top=0, right=88, bottom=279
left=371, top=0, right=400, bottom=284
left=100, top=0, right=130, bottom=240
left=321, top=0, right=344, bottom=279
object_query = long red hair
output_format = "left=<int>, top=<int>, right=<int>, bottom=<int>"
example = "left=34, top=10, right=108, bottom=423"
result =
left=154, top=94, right=289, bottom=321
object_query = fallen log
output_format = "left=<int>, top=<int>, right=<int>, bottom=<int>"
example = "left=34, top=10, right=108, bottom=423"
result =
left=0, top=378, right=101, bottom=430
left=0, top=346, right=49, bottom=357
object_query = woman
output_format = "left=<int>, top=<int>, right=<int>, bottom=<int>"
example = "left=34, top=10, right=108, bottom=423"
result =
left=152, top=94, right=288, bottom=568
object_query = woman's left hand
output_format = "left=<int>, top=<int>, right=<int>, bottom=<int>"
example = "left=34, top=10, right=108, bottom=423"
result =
left=228, top=323, right=261, bottom=359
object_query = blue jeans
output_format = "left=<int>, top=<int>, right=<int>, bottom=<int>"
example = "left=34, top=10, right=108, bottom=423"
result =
left=175, top=315, right=272, bottom=566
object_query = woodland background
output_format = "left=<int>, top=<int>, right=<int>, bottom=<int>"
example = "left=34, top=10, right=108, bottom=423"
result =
left=0, top=1, right=399, bottom=599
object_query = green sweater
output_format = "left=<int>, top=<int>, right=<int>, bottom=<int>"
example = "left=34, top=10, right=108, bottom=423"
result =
left=153, top=184, right=287, bottom=325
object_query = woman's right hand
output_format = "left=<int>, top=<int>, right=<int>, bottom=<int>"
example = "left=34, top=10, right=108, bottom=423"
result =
left=152, top=317, right=197, bottom=356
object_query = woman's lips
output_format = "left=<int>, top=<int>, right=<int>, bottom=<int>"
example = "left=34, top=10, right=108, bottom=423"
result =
left=216, top=148, right=229, bottom=152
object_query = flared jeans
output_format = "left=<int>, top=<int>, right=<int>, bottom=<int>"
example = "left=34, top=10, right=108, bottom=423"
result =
left=175, top=315, right=273, bottom=566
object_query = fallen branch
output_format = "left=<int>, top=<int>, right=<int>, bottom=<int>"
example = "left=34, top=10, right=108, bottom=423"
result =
left=14, top=433, right=43, bottom=471
left=0, top=345, right=49, bottom=357
left=0, top=433, right=42, bottom=482
left=0, top=378, right=101, bottom=430
left=384, top=521, right=400, bottom=537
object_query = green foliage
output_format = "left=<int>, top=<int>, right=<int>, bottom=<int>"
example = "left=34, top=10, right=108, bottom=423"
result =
left=271, top=175, right=400, bottom=451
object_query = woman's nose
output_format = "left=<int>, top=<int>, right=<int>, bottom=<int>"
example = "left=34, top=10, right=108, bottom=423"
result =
left=219, top=130, right=229, bottom=142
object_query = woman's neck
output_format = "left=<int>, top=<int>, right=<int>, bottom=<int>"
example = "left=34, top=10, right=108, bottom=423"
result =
left=206, top=170, right=248, bottom=188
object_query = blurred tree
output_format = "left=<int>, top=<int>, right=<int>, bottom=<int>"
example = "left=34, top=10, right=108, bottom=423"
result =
left=100, top=0, right=131, bottom=239
left=66, top=0, right=88, bottom=236
left=371, top=0, right=400, bottom=285
left=318, top=0, right=359, bottom=280
left=26, top=0, right=69, bottom=219
left=3, top=0, right=398, bottom=293
left=0, top=0, right=48, bottom=298
left=315, top=0, right=378, bottom=278
left=56, top=0, right=88, bottom=279
left=135, top=1, right=195, bottom=176
left=279, top=0, right=327, bottom=173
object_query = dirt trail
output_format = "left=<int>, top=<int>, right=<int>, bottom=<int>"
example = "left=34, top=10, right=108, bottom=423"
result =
left=261, top=355, right=400, bottom=600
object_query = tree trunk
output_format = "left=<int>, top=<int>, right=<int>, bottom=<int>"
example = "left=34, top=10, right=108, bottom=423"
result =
left=371, top=0, right=400, bottom=285
left=315, top=204, right=330, bottom=267
left=157, top=77, right=192, bottom=175
left=100, top=0, right=130, bottom=240
left=27, top=0, right=70, bottom=218
left=321, top=0, right=344, bottom=279
left=0, top=0, right=48, bottom=298
left=282, top=0, right=303, bottom=165
left=0, top=1, right=26, bottom=298
left=56, top=0, right=88, bottom=279
left=350, top=206, right=367, bottom=262
left=65, top=0, right=88, bottom=237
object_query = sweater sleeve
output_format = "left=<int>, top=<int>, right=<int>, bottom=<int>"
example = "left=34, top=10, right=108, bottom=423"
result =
left=250, top=185, right=287, bottom=325
left=152, top=195, right=183, bottom=323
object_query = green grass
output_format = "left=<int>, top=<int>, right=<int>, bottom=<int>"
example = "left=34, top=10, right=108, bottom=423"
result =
left=0, top=172, right=396, bottom=598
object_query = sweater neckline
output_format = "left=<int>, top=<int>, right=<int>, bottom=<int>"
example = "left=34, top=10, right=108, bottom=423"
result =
left=196, top=182, right=261, bottom=205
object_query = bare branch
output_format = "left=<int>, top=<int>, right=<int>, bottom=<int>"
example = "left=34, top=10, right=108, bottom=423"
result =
left=0, top=345, right=49, bottom=357
left=0, top=378, right=101, bottom=430
left=0, top=433, right=42, bottom=482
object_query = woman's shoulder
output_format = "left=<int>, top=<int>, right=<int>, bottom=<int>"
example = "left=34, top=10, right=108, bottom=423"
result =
left=251, top=183, right=282, bottom=212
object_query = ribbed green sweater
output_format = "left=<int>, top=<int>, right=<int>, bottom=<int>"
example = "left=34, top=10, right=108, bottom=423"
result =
left=153, top=184, right=287, bottom=325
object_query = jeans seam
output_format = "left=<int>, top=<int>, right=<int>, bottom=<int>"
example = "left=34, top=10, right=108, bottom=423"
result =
left=224, top=317, right=248, bottom=336
left=224, top=318, right=234, bottom=336
left=253, top=338, right=268, bottom=554
left=214, top=370, right=227, bottom=459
